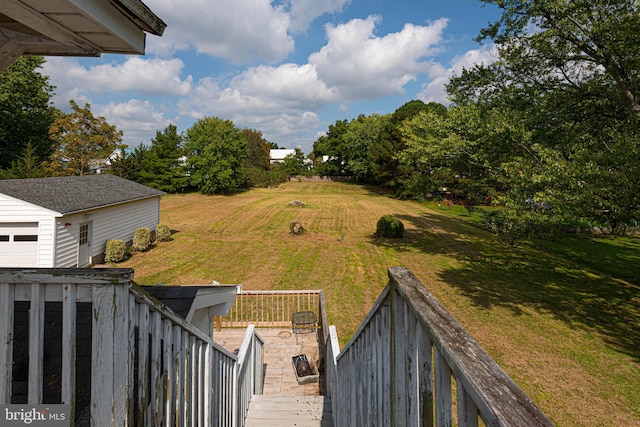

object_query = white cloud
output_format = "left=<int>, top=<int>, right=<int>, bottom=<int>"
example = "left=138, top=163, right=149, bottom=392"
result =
left=42, top=56, right=192, bottom=99
left=96, top=100, right=173, bottom=145
left=230, top=64, right=336, bottom=108
left=172, top=15, right=456, bottom=150
left=418, top=44, right=498, bottom=104
left=39, top=8, right=470, bottom=152
left=145, top=0, right=294, bottom=64
left=286, top=0, right=351, bottom=33
left=309, top=16, right=449, bottom=99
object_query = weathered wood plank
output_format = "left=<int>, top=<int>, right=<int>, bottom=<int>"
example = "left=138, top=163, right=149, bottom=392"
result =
left=189, top=336, right=198, bottom=427
left=173, top=325, right=184, bottom=427
left=418, top=324, right=434, bottom=427
left=0, top=268, right=134, bottom=285
left=163, top=319, right=174, bottom=427
left=435, top=348, right=452, bottom=427
left=245, top=395, right=333, bottom=427
left=407, top=312, right=419, bottom=425
left=197, top=341, right=205, bottom=426
left=91, top=284, right=115, bottom=426
left=137, top=302, right=150, bottom=425
left=113, top=283, right=130, bottom=426
left=380, top=301, right=391, bottom=427
left=28, top=283, right=44, bottom=404
left=204, top=341, right=212, bottom=427
left=391, top=289, right=408, bottom=426
left=457, top=381, right=479, bottom=427
left=180, top=330, right=189, bottom=427
left=0, top=285, right=15, bottom=402
left=150, top=311, right=162, bottom=425
left=127, top=293, right=137, bottom=424
left=61, top=283, right=77, bottom=415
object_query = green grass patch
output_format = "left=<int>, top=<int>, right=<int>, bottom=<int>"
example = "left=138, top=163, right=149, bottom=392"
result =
left=118, top=182, right=640, bottom=425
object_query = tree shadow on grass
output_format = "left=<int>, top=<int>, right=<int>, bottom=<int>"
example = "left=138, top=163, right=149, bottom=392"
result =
left=369, top=212, right=640, bottom=363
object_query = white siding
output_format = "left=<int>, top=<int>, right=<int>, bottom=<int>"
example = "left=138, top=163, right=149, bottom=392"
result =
left=55, top=217, right=81, bottom=267
left=54, top=197, right=161, bottom=267
left=0, top=193, right=57, bottom=267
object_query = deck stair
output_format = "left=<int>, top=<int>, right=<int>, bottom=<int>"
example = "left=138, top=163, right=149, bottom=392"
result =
left=244, top=395, right=333, bottom=427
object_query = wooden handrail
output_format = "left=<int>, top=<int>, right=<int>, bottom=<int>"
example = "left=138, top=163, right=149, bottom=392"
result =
left=0, top=268, right=260, bottom=427
left=325, top=267, right=554, bottom=426
left=233, top=325, right=264, bottom=427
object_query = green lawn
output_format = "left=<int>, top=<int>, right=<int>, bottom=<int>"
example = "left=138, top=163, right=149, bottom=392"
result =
left=118, top=182, right=640, bottom=426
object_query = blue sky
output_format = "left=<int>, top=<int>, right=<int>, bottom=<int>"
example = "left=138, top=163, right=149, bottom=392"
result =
left=42, top=0, right=501, bottom=154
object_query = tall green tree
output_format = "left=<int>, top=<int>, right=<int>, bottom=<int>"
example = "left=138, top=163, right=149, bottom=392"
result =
left=108, top=144, right=148, bottom=182
left=342, top=114, right=390, bottom=182
left=312, top=119, right=349, bottom=176
left=242, top=128, right=271, bottom=171
left=139, top=124, right=187, bottom=192
left=398, top=105, right=525, bottom=202
left=446, top=0, right=640, bottom=238
left=370, top=100, right=442, bottom=189
left=0, top=142, right=48, bottom=179
left=47, top=100, right=123, bottom=176
left=184, top=117, right=247, bottom=194
left=0, top=56, right=56, bottom=170
left=275, top=148, right=310, bottom=177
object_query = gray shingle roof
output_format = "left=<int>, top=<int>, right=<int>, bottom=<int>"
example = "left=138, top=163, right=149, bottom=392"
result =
left=0, top=175, right=164, bottom=214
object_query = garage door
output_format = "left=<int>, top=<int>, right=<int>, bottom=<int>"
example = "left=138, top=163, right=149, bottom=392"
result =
left=0, top=222, right=39, bottom=267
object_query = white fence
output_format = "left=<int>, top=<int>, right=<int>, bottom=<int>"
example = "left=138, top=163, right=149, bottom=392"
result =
left=221, top=290, right=325, bottom=329
left=0, top=268, right=263, bottom=426
left=325, top=267, right=554, bottom=427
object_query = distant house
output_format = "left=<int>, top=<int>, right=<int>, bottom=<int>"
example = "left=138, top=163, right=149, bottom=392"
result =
left=0, top=175, right=164, bottom=267
left=92, top=148, right=134, bottom=174
left=269, top=149, right=296, bottom=164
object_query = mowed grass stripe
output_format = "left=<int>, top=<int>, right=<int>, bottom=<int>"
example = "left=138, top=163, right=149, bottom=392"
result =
left=117, top=181, right=639, bottom=426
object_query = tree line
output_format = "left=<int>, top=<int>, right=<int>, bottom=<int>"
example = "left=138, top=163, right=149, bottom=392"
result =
left=0, top=58, right=292, bottom=193
left=1, top=0, right=638, bottom=243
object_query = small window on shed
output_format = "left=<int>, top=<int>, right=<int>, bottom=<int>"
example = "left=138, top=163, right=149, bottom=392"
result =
left=0, top=235, right=9, bottom=242
left=14, top=235, right=38, bottom=242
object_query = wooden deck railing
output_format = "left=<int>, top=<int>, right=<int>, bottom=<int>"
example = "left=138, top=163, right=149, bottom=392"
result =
left=221, top=290, right=325, bottom=329
left=234, top=325, right=264, bottom=427
left=0, top=268, right=263, bottom=427
left=325, top=267, right=554, bottom=427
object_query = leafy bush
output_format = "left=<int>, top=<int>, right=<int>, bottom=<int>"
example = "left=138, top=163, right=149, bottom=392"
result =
left=132, top=227, right=151, bottom=251
left=242, top=167, right=288, bottom=188
left=481, top=209, right=564, bottom=246
left=376, top=215, right=405, bottom=238
left=155, top=223, right=171, bottom=242
left=105, top=239, right=127, bottom=263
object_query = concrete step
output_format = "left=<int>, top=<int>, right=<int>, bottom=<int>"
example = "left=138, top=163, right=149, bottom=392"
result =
left=244, top=395, right=333, bottom=427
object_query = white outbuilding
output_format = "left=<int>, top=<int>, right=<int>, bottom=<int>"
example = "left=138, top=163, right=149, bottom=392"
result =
left=0, top=174, right=164, bottom=268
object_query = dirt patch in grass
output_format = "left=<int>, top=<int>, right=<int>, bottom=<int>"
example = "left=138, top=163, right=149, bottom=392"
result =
left=118, top=182, right=640, bottom=426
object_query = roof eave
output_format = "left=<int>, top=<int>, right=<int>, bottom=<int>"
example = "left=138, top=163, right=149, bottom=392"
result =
left=110, top=0, right=166, bottom=36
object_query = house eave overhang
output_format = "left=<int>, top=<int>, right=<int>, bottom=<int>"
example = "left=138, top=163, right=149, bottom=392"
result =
left=0, top=0, right=166, bottom=72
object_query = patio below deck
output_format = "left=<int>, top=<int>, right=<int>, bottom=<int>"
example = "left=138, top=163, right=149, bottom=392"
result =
left=214, top=327, right=326, bottom=396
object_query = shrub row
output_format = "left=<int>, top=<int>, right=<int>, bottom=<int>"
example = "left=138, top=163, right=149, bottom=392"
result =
left=105, top=224, right=172, bottom=263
